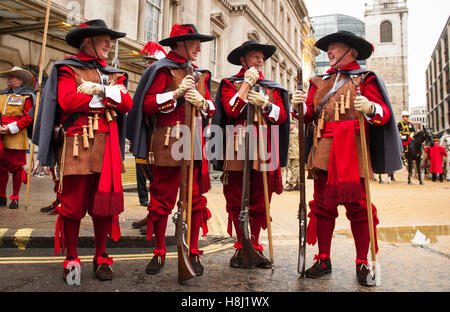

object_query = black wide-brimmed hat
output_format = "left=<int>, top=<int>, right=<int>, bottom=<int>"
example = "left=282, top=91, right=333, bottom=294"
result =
left=227, top=40, right=276, bottom=65
left=159, top=24, right=215, bottom=46
left=315, top=31, right=374, bottom=60
left=65, top=19, right=127, bottom=49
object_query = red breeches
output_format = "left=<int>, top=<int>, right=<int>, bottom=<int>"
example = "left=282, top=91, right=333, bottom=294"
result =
left=223, top=170, right=276, bottom=248
left=0, top=149, right=26, bottom=199
left=147, top=165, right=211, bottom=253
left=307, top=170, right=379, bottom=260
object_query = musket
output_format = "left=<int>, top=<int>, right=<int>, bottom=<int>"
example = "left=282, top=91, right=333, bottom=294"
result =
left=239, top=84, right=268, bottom=268
left=173, top=59, right=196, bottom=283
left=296, top=67, right=307, bottom=276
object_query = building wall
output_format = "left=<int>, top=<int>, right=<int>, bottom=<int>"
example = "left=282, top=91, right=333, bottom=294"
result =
left=426, top=17, right=450, bottom=135
left=364, top=0, right=409, bottom=121
left=0, top=0, right=318, bottom=100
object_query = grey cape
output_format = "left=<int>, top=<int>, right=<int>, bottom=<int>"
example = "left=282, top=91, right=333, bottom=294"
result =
left=31, top=57, right=128, bottom=167
left=321, top=68, right=403, bottom=174
left=126, top=57, right=211, bottom=159
left=210, top=75, right=291, bottom=171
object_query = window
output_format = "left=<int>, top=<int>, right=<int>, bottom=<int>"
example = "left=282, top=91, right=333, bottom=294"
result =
left=145, top=0, right=161, bottom=42
left=380, top=21, right=393, bottom=43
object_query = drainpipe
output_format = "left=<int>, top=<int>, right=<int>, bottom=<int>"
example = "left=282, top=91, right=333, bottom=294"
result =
left=400, top=12, right=406, bottom=112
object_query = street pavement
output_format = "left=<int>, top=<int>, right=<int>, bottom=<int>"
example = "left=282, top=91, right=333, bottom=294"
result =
left=0, top=168, right=449, bottom=295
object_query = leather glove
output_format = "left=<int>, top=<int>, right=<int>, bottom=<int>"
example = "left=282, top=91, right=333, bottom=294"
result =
left=185, top=89, right=207, bottom=109
left=173, top=75, right=195, bottom=98
left=354, top=95, right=375, bottom=115
left=292, top=90, right=306, bottom=110
left=77, top=79, right=104, bottom=96
left=243, top=67, right=259, bottom=86
left=247, top=90, right=268, bottom=108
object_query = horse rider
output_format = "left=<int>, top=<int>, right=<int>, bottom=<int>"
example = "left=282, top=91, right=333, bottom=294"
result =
left=398, top=111, right=415, bottom=153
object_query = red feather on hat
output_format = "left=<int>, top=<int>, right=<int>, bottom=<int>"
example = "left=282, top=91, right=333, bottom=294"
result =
left=140, top=42, right=167, bottom=55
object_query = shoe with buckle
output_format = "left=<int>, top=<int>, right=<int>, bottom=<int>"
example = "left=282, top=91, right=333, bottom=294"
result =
left=253, top=245, right=272, bottom=269
left=63, top=257, right=81, bottom=284
left=145, top=250, right=165, bottom=274
left=305, top=255, right=332, bottom=278
left=190, top=251, right=204, bottom=276
left=356, top=260, right=376, bottom=287
left=132, top=217, right=147, bottom=229
left=229, top=247, right=242, bottom=268
left=9, top=199, right=18, bottom=209
left=284, top=184, right=295, bottom=192
left=93, top=253, right=113, bottom=281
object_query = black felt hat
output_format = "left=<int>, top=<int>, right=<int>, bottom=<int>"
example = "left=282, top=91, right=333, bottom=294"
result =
left=227, top=40, right=277, bottom=65
left=159, top=24, right=214, bottom=46
left=315, top=31, right=374, bottom=60
left=65, top=19, right=127, bottom=49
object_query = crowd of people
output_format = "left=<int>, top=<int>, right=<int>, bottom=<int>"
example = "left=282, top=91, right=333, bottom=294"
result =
left=0, top=19, right=447, bottom=288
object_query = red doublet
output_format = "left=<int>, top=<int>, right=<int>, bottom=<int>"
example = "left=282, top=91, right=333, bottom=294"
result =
left=0, top=95, right=33, bottom=200
left=219, top=69, right=288, bottom=249
left=53, top=52, right=133, bottom=258
left=143, top=51, right=214, bottom=253
left=425, top=143, right=447, bottom=174
left=298, top=62, right=387, bottom=262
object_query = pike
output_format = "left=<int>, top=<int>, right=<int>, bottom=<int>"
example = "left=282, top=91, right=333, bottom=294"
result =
left=351, top=75, right=377, bottom=283
left=173, top=59, right=196, bottom=283
left=239, top=84, right=268, bottom=268
left=296, top=68, right=307, bottom=276
left=24, top=0, right=52, bottom=210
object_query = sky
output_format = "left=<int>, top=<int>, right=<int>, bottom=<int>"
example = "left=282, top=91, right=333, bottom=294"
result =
left=303, top=0, right=450, bottom=108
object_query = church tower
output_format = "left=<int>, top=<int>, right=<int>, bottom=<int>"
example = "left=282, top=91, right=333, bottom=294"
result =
left=364, top=0, right=409, bottom=120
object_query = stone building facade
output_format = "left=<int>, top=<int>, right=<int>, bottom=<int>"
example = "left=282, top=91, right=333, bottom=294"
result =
left=0, top=0, right=318, bottom=99
left=410, top=105, right=428, bottom=131
left=425, top=16, right=450, bottom=135
left=364, top=0, right=409, bottom=121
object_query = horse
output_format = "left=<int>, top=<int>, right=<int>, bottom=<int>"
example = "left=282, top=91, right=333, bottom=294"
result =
left=404, top=128, right=434, bottom=185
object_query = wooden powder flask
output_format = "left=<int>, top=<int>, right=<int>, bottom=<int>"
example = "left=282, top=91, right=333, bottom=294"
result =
left=82, top=125, right=89, bottom=149
left=93, top=113, right=99, bottom=131
left=88, top=117, right=94, bottom=139
left=345, top=89, right=351, bottom=109
left=73, top=133, right=79, bottom=157
left=164, top=126, right=172, bottom=147
left=175, top=121, right=181, bottom=140
left=105, top=109, right=113, bottom=122
left=334, top=102, right=340, bottom=121
left=340, top=95, right=346, bottom=114
left=110, top=109, right=118, bottom=119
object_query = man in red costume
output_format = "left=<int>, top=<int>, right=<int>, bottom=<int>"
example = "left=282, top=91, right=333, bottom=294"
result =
left=212, top=41, right=290, bottom=268
left=425, top=137, right=447, bottom=182
left=32, top=19, right=133, bottom=282
left=0, top=66, right=35, bottom=209
left=292, top=31, right=402, bottom=286
left=127, top=24, right=215, bottom=276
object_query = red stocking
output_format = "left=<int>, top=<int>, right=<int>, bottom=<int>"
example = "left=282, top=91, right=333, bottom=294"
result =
left=93, top=217, right=111, bottom=259
left=317, top=216, right=335, bottom=258
left=153, top=214, right=168, bottom=252
left=63, top=217, right=81, bottom=259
